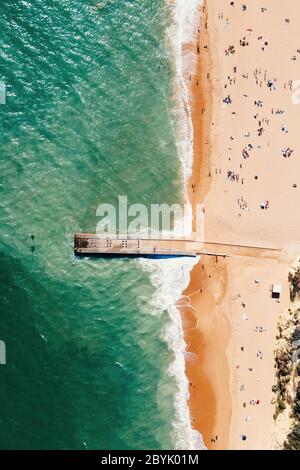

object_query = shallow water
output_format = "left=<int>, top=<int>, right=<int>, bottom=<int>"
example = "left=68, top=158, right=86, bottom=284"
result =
left=0, top=0, right=186, bottom=450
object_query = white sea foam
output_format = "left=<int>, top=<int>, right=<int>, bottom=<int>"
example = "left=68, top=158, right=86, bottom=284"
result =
left=139, top=0, right=205, bottom=451
left=166, top=0, right=205, bottom=450
left=139, top=256, right=206, bottom=450
left=167, top=0, right=203, bottom=185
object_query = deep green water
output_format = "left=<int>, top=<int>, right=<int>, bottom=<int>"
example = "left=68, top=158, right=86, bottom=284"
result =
left=0, top=0, right=186, bottom=450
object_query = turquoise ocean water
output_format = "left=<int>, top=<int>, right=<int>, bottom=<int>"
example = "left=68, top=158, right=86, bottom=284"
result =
left=0, top=0, right=193, bottom=450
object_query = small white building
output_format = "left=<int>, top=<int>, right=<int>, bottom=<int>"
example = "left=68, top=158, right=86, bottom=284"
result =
left=272, top=284, right=282, bottom=299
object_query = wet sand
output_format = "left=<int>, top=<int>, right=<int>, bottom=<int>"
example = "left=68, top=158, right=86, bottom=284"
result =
left=181, top=255, right=231, bottom=450
left=180, top=0, right=232, bottom=450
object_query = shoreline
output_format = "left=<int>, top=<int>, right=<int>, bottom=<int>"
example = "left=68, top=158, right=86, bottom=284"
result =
left=179, top=0, right=232, bottom=449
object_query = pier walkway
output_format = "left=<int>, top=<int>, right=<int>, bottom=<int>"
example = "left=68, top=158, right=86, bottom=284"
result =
left=74, top=234, right=281, bottom=259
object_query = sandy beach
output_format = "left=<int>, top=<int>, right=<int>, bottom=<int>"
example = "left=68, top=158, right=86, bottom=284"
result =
left=180, top=0, right=300, bottom=450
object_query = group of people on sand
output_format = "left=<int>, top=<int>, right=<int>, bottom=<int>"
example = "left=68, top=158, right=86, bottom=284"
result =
left=216, top=0, right=296, bottom=225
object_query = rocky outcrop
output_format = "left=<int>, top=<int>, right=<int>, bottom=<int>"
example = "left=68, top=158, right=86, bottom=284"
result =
left=272, top=267, right=300, bottom=449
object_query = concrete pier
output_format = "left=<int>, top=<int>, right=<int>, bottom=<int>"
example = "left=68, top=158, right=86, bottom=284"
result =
left=74, top=234, right=281, bottom=259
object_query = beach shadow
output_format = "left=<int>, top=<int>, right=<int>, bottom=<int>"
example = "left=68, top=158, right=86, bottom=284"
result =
left=75, top=253, right=196, bottom=260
